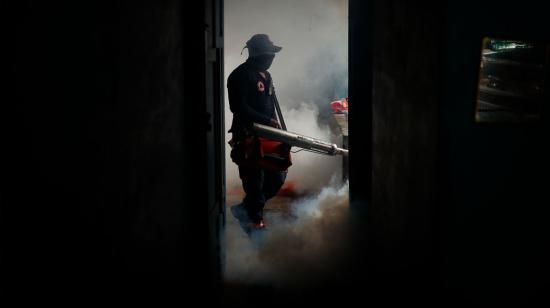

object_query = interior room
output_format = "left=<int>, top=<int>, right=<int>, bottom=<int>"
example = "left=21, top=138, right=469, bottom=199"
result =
left=6, top=0, right=550, bottom=305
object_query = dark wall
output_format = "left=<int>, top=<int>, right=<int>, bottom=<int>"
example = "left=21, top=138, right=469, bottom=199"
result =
left=368, top=0, right=445, bottom=290
left=440, top=0, right=550, bottom=302
left=6, top=0, right=220, bottom=301
left=365, top=0, right=550, bottom=304
left=347, top=0, right=373, bottom=284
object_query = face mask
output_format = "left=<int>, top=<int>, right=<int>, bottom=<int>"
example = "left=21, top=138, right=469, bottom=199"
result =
left=250, top=54, right=275, bottom=70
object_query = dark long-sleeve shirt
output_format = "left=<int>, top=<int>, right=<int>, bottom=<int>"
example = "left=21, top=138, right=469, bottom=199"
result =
left=227, top=58, right=277, bottom=137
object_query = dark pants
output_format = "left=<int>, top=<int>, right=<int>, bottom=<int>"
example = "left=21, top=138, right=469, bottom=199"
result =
left=238, top=164, right=287, bottom=223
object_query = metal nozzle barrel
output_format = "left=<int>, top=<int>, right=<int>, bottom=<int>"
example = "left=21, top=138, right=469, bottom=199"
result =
left=251, top=123, right=349, bottom=157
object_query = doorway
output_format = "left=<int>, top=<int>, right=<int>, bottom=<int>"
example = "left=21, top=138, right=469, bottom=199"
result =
left=222, top=0, right=350, bottom=288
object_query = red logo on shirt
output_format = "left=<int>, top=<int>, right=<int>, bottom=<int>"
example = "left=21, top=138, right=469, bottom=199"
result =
left=257, top=81, right=265, bottom=92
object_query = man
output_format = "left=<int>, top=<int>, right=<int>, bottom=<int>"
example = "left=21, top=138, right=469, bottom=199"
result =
left=227, top=34, right=286, bottom=235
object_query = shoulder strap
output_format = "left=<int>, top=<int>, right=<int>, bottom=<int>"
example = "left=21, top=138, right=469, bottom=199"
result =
left=272, top=88, right=287, bottom=131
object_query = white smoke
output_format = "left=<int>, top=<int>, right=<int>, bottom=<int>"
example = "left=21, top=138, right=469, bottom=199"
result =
left=281, top=103, right=342, bottom=193
left=224, top=182, right=349, bottom=287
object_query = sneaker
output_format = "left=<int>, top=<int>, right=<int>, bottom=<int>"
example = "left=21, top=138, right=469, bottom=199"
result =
left=249, top=219, right=266, bottom=230
left=231, top=203, right=269, bottom=236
